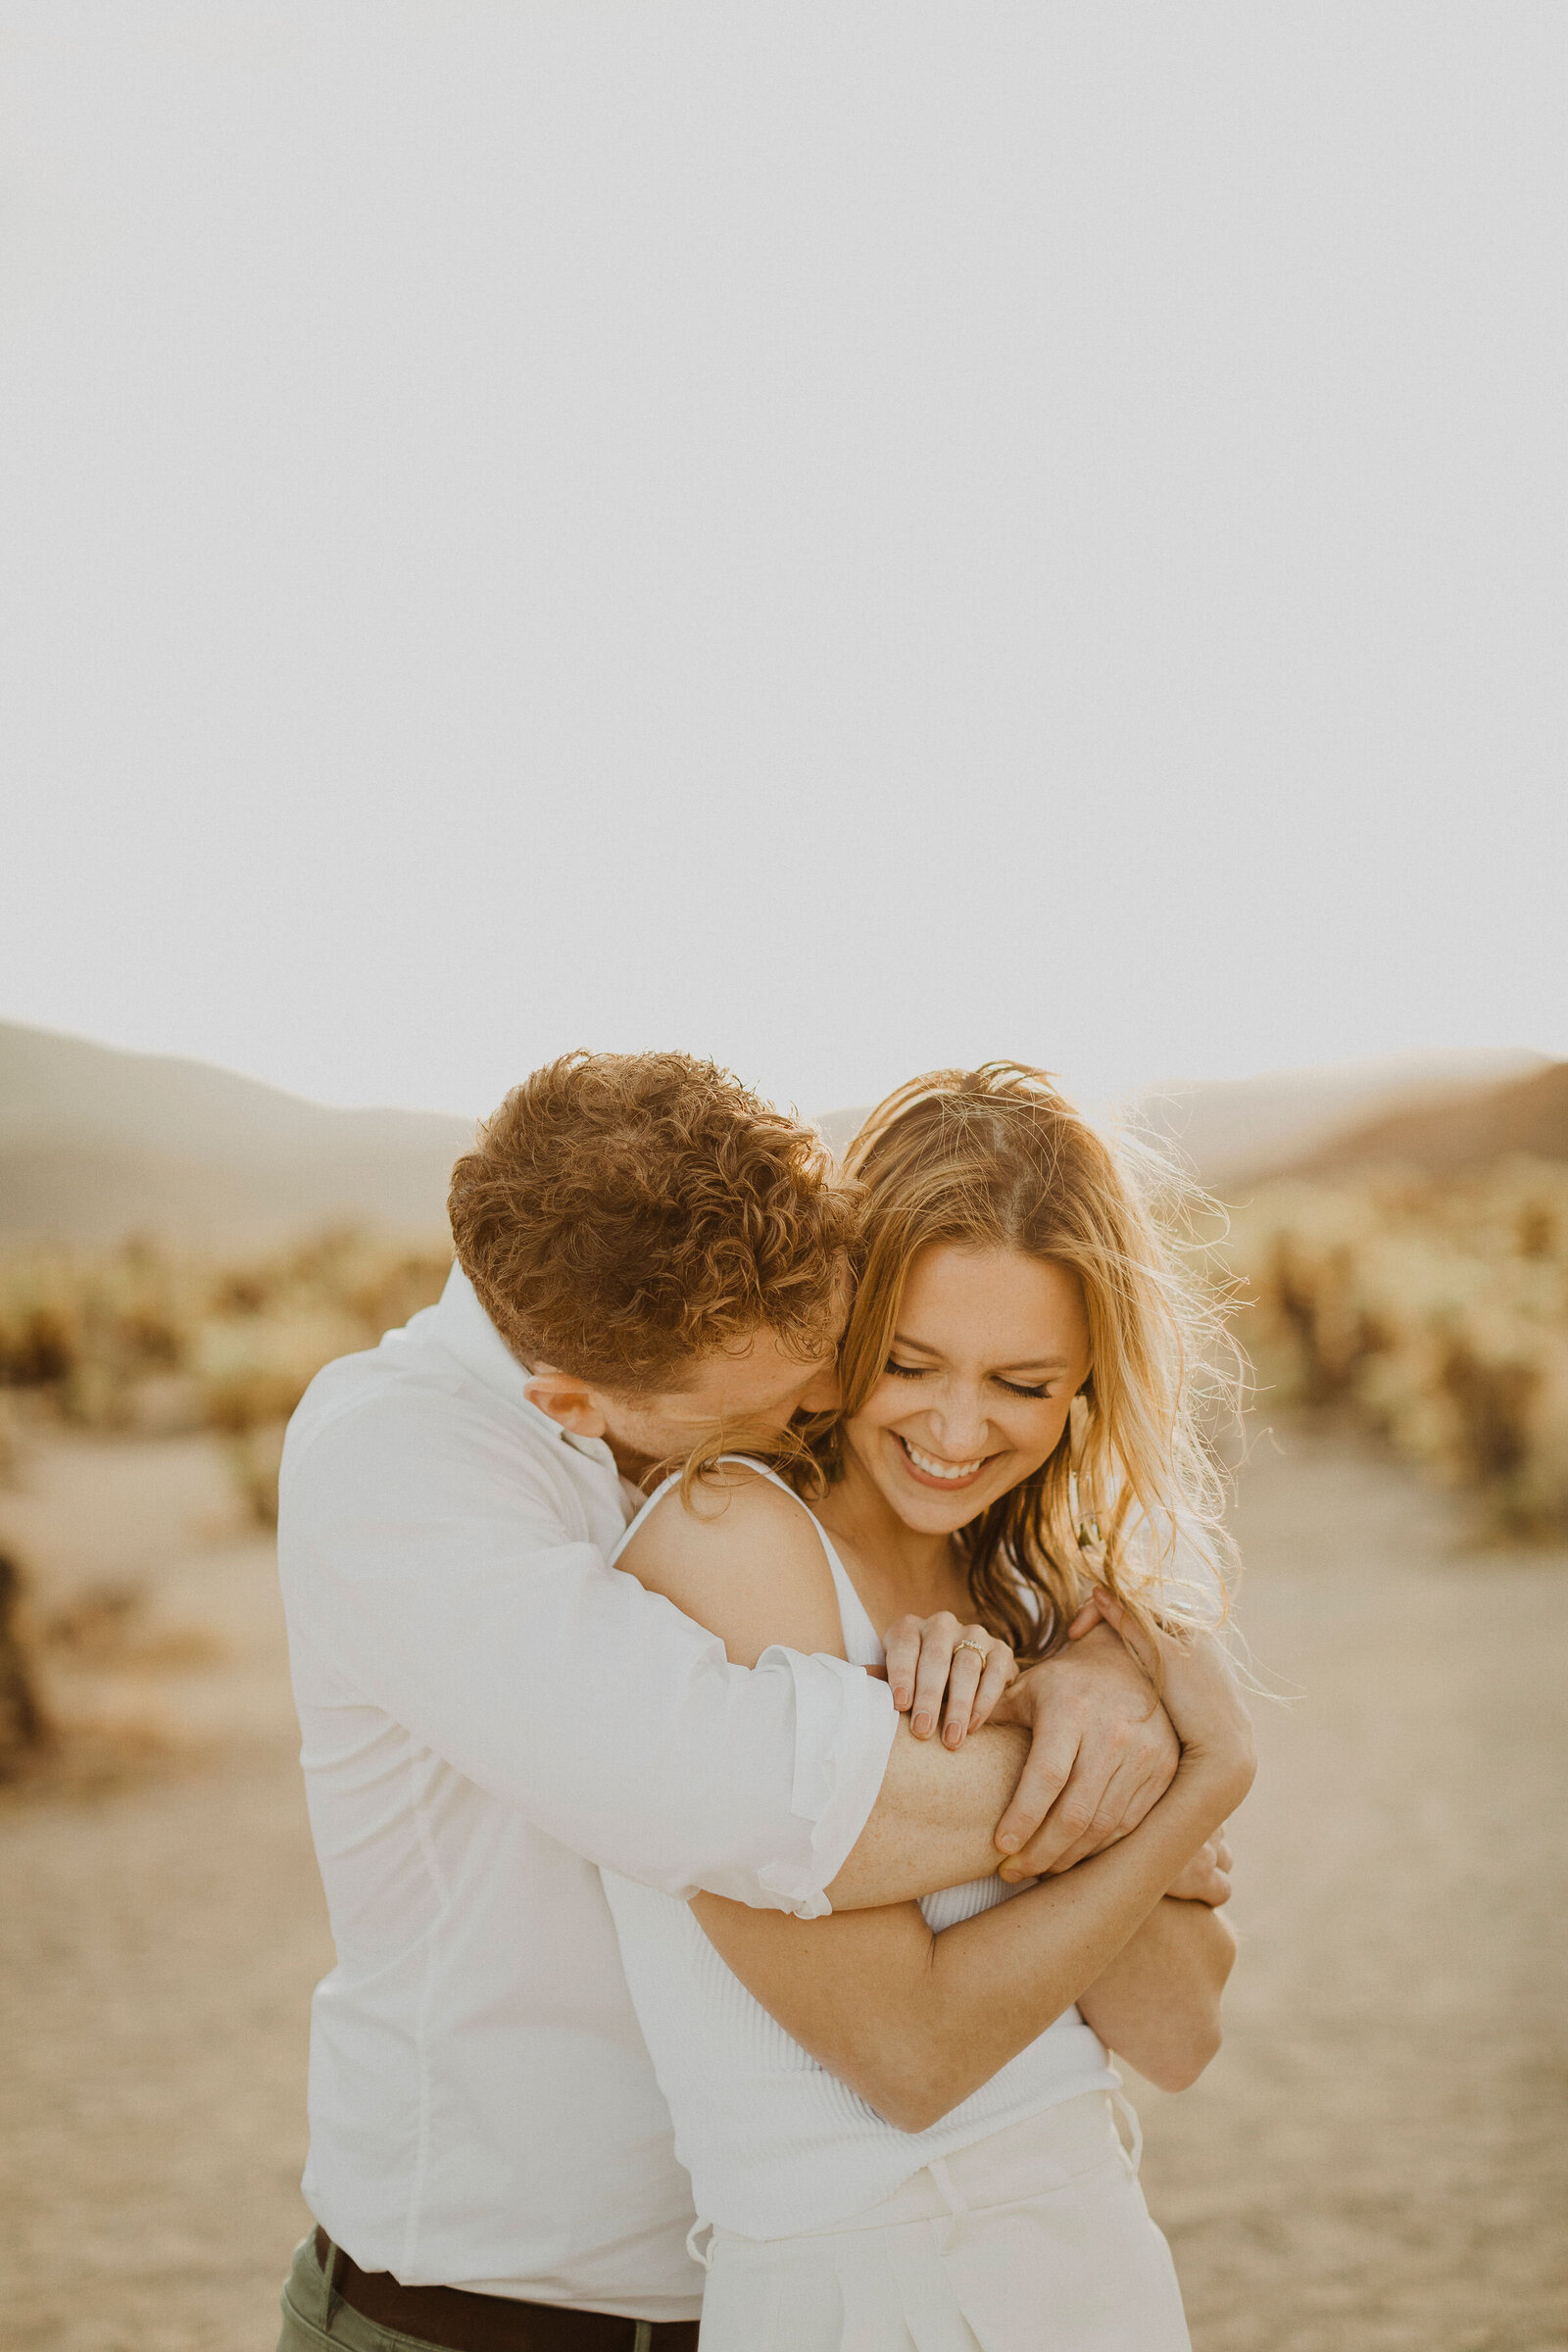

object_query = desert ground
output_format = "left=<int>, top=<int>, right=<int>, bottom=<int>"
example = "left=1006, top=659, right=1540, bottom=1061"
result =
left=2, top=1417, right=1565, bottom=2352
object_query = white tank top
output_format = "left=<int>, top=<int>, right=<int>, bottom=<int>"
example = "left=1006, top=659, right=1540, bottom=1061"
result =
left=601, top=1459, right=1118, bottom=2240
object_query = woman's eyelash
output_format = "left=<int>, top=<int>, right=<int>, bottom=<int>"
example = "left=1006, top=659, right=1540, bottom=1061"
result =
left=884, top=1359, right=1053, bottom=1400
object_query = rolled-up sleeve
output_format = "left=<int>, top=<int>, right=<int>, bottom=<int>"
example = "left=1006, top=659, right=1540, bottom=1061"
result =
left=279, top=1393, right=897, bottom=1916
left=753, top=1645, right=896, bottom=1919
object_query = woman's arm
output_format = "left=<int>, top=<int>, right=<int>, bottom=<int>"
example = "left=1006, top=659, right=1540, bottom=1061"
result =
left=1074, top=1825, right=1236, bottom=2087
left=618, top=1480, right=1252, bottom=2126
left=1075, top=1897, right=1237, bottom=2090
left=695, top=1713, right=1248, bottom=2132
left=708, top=1834, right=1238, bottom=2126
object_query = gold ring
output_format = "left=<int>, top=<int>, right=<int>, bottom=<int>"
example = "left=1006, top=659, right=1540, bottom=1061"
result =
left=953, top=1639, right=989, bottom=1667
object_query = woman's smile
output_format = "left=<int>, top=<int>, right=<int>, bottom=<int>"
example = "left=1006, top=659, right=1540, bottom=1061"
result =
left=826, top=1244, right=1093, bottom=1550
left=892, top=1432, right=1000, bottom=1492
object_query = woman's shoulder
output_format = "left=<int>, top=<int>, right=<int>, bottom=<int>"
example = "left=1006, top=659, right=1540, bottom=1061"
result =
left=619, top=1462, right=820, bottom=1582
left=615, top=1462, right=847, bottom=1668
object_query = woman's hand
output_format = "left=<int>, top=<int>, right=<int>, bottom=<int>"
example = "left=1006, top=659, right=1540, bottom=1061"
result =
left=876, top=1613, right=1018, bottom=1747
left=1066, top=1588, right=1255, bottom=1802
left=1165, top=1827, right=1233, bottom=1906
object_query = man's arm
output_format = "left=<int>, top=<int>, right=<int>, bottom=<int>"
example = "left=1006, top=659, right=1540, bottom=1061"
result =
left=613, top=1468, right=1181, bottom=1911
left=284, top=1397, right=1176, bottom=1918
left=279, top=1396, right=896, bottom=1918
left=826, top=1716, right=1033, bottom=1905
left=827, top=1625, right=1180, bottom=1906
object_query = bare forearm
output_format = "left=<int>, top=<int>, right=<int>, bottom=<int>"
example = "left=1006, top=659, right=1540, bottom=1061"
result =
left=902, top=1764, right=1236, bottom=2122
left=1076, top=1897, right=1236, bottom=2091
left=825, top=1717, right=1032, bottom=1909
left=827, top=1622, right=1186, bottom=1908
left=709, top=1754, right=1243, bottom=2132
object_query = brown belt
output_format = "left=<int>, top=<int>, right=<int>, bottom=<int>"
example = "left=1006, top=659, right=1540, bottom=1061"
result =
left=313, top=2229, right=700, bottom=2352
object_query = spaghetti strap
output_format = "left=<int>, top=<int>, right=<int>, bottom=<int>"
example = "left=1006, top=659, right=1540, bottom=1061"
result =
left=609, top=1454, right=883, bottom=1666
left=612, top=1452, right=801, bottom=1560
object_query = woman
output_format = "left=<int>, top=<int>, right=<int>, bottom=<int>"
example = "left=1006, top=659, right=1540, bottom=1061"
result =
left=603, top=1064, right=1254, bottom=2350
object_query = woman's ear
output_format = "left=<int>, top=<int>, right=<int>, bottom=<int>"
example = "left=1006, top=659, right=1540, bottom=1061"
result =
left=523, top=1371, right=609, bottom=1441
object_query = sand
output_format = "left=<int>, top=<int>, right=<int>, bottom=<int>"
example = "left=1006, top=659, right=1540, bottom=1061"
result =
left=1, top=1419, right=1565, bottom=2352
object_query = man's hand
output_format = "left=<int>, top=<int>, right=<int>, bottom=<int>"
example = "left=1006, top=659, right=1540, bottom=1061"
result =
left=989, top=1624, right=1179, bottom=1881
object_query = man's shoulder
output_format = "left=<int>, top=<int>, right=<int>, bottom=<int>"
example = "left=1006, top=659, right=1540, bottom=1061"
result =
left=280, top=1321, right=566, bottom=1513
left=285, top=1329, right=459, bottom=1459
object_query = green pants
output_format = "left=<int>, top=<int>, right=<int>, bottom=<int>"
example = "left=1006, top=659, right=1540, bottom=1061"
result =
left=278, top=2234, right=436, bottom=2352
left=276, top=2235, right=662, bottom=2352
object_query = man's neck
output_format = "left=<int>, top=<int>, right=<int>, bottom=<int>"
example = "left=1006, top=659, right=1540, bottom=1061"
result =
left=604, top=1434, right=662, bottom=1487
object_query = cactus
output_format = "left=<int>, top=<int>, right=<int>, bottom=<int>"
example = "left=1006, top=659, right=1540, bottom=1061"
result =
left=1218, top=1157, right=1568, bottom=1535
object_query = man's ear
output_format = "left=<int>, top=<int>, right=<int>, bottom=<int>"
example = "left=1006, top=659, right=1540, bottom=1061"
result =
left=523, top=1370, right=609, bottom=1441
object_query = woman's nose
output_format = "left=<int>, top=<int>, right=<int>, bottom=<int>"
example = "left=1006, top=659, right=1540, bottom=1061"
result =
left=927, top=1389, right=989, bottom=1458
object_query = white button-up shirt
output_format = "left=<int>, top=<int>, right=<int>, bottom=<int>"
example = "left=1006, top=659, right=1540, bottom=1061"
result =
left=277, top=1265, right=897, bottom=2321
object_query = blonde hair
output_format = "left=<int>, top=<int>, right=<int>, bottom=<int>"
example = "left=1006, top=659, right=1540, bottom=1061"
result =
left=815, top=1063, right=1240, bottom=1659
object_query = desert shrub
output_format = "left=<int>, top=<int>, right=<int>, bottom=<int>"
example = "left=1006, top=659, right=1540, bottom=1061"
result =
left=0, top=1551, right=52, bottom=1778
left=0, top=1242, right=203, bottom=1417
left=0, top=1233, right=454, bottom=1513
left=1219, top=1157, right=1568, bottom=1535
left=224, top=1423, right=290, bottom=1527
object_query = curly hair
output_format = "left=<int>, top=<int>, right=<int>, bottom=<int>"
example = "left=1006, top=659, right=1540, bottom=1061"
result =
left=810, top=1063, right=1241, bottom=1659
left=448, top=1052, right=852, bottom=1394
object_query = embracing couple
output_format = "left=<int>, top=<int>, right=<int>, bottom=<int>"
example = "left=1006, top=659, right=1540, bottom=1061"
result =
left=274, top=1054, right=1254, bottom=2352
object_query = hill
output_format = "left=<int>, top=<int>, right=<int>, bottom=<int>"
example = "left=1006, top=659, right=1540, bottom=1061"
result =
left=1126, top=1051, right=1544, bottom=1190
left=4, top=1023, right=1555, bottom=1244
left=0, top=1023, right=474, bottom=1244
left=1281, top=1057, right=1568, bottom=1180
left=817, top=1050, right=1545, bottom=1192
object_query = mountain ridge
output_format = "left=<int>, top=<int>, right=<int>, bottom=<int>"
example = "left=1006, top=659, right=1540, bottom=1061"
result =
left=1277, top=1057, right=1568, bottom=1181
left=817, top=1050, right=1545, bottom=1191
left=1, top=1022, right=1554, bottom=1242
left=0, top=1022, right=474, bottom=1244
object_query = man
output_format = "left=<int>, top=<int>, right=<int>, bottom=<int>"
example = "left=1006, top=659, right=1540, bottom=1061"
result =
left=275, top=1052, right=1178, bottom=2352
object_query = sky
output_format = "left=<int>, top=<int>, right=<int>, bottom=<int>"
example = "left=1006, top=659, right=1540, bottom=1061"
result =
left=2, top=4, right=1564, bottom=1121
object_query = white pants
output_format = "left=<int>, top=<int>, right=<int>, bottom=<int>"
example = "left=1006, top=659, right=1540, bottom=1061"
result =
left=696, top=2091, right=1191, bottom=2352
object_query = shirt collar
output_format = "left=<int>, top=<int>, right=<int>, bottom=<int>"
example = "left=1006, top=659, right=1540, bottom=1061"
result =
left=427, top=1263, right=620, bottom=1474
